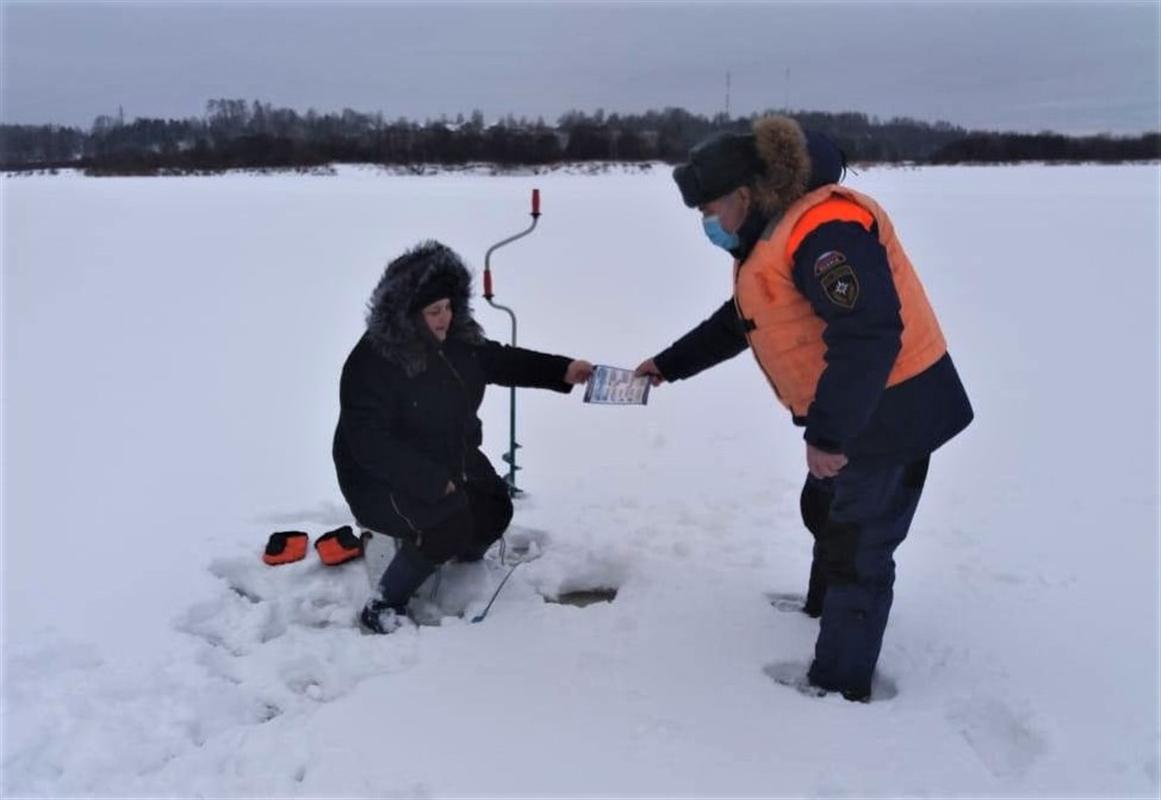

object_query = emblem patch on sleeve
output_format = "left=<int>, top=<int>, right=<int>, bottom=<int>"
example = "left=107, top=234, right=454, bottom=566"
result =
left=820, top=264, right=859, bottom=309
left=813, top=250, right=847, bottom=276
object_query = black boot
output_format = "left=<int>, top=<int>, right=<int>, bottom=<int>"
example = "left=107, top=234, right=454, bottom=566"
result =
left=359, top=540, right=438, bottom=633
left=359, top=600, right=406, bottom=634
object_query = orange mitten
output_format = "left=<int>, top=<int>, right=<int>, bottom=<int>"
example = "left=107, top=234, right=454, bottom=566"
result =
left=315, top=525, right=363, bottom=566
left=263, top=531, right=309, bottom=565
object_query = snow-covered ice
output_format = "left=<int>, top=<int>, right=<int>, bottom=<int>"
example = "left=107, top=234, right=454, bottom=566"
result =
left=2, top=163, right=1158, bottom=797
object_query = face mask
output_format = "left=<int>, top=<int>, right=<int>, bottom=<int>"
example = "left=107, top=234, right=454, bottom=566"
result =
left=702, top=215, right=739, bottom=251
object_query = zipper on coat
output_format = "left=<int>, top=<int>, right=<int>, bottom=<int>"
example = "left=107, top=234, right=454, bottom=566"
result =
left=437, top=349, right=470, bottom=483
left=389, top=492, right=424, bottom=548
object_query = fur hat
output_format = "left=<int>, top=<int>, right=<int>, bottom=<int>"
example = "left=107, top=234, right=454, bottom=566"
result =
left=673, top=116, right=840, bottom=215
left=672, top=131, right=763, bottom=208
left=750, top=116, right=812, bottom=214
left=365, top=240, right=484, bottom=376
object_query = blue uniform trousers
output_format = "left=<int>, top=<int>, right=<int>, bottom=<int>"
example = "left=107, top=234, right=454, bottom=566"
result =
left=805, top=455, right=930, bottom=699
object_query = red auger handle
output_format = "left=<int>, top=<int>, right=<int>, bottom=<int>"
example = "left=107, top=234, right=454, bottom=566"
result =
left=483, top=269, right=493, bottom=299
left=531, top=188, right=540, bottom=217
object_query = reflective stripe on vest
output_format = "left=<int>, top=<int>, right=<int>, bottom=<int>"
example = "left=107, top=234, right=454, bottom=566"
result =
left=734, top=185, right=948, bottom=416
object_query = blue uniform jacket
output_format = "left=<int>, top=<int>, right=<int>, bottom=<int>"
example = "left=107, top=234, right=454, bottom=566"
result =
left=654, top=216, right=973, bottom=465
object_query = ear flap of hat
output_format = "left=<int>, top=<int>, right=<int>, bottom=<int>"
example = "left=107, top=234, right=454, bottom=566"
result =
left=673, top=162, right=705, bottom=208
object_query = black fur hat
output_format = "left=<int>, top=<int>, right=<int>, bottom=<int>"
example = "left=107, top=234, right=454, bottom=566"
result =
left=672, top=131, right=763, bottom=208
left=673, top=117, right=847, bottom=214
left=365, top=240, right=484, bottom=375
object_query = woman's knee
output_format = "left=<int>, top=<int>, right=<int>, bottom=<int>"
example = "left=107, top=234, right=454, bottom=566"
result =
left=468, top=484, right=513, bottom=541
left=416, top=509, right=474, bottom=564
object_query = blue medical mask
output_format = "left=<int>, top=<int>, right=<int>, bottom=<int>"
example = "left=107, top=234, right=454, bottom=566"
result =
left=702, top=215, right=739, bottom=251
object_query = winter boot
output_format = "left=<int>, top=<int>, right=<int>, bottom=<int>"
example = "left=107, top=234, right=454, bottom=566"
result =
left=358, top=600, right=406, bottom=635
left=806, top=661, right=872, bottom=704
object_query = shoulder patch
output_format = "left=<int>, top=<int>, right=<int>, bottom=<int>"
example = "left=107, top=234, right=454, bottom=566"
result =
left=820, top=263, right=859, bottom=309
left=813, top=250, right=847, bottom=276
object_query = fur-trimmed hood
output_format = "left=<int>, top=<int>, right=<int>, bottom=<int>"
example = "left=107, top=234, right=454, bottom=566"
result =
left=365, top=240, right=484, bottom=376
left=750, top=116, right=846, bottom=215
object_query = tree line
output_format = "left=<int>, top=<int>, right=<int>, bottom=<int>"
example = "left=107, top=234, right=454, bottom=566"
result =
left=1, top=99, right=1157, bottom=174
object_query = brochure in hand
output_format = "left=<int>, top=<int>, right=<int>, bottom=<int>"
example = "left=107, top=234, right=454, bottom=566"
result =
left=583, top=364, right=651, bottom=406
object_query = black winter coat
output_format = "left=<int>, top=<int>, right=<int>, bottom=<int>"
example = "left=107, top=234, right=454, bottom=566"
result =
left=332, top=240, right=573, bottom=537
left=334, top=335, right=572, bottom=536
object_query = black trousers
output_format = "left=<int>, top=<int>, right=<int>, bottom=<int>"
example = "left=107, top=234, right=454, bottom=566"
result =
left=373, top=480, right=514, bottom=611
left=413, top=480, right=514, bottom=565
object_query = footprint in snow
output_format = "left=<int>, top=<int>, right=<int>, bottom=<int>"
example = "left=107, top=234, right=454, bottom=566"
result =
left=765, top=592, right=817, bottom=616
left=947, top=696, right=1048, bottom=779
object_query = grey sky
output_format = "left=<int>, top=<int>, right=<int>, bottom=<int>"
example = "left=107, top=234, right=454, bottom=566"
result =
left=2, top=1, right=1158, bottom=134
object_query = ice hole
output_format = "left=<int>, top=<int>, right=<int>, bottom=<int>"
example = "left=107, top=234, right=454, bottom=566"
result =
left=545, top=587, right=618, bottom=607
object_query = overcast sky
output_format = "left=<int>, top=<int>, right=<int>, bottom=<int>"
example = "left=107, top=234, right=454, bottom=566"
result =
left=1, top=1, right=1158, bottom=134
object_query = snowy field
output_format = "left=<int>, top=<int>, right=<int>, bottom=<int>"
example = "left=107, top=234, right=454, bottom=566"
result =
left=2, top=163, right=1158, bottom=798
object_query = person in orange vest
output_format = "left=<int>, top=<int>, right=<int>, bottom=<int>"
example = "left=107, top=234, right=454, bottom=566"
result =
left=636, top=116, right=973, bottom=702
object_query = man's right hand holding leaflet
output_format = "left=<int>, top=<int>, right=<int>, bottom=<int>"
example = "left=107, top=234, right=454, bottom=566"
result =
left=633, top=358, right=666, bottom=387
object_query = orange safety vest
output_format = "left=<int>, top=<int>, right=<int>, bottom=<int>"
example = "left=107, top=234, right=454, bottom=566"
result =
left=734, top=185, right=947, bottom=417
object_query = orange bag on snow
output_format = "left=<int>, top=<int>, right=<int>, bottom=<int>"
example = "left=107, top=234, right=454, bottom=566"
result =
left=262, top=531, right=309, bottom=565
left=315, top=525, right=363, bottom=566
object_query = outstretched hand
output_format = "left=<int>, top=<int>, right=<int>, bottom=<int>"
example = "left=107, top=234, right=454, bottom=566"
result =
left=634, top=358, right=666, bottom=387
left=565, top=359, right=595, bottom=385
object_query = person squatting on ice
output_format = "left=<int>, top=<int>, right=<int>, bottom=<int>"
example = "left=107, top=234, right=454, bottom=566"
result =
left=635, top=116, right=974, bottom=702
left=333, top=241, right=593, bottom=634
